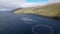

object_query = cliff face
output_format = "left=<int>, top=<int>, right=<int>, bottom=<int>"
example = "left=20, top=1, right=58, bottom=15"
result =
left=13, top=3, right=60, bottom=19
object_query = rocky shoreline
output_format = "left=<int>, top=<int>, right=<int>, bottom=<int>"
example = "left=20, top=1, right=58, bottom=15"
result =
left=13, top=13, right=60, bottom=20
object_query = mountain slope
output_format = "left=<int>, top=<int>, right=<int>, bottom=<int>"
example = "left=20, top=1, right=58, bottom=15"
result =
left=13, top=3, right=60, bottom=18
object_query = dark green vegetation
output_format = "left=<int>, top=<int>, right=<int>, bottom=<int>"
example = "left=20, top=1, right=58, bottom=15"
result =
left=13, top=3, right=60, bottom=19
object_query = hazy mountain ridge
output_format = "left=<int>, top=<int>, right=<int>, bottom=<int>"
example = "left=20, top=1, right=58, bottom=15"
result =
left=13, top=3, right=60, bottom=19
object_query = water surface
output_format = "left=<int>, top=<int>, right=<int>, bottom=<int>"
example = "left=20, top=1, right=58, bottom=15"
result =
left=0, top=11, right=60, bottom=34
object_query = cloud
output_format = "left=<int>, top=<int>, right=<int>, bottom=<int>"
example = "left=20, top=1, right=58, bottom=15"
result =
left=21, top=0, right=60, bottom=7
left=20, top=2, right=49, bottom=8
left=0, top=0, right=60, bottom=10
left=0, top=0, right=26, bottom=9
left=49, top=0, right=60, bottom=3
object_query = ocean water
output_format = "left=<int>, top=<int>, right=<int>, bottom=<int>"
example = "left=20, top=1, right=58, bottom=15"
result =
left=0, top=11, right=60, bottom=34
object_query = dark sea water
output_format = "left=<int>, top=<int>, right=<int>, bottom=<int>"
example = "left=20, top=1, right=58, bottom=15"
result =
left=0, top=11, right=60, bottom=34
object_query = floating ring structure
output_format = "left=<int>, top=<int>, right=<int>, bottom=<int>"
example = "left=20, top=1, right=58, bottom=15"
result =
left=21, top=17, right=37, bottom=24
left=32, top=24, right=54, bottom=34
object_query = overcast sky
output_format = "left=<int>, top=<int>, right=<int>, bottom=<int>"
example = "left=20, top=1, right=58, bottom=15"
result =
left=0, top=0, right=60, bottom=11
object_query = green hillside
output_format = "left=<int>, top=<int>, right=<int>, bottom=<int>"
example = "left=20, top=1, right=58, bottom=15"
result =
left=13, top=3, right=60, bottom=17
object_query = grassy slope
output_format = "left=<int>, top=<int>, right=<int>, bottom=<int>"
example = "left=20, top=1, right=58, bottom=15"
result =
left=14, top=3, right=60, bottom=17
